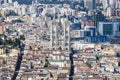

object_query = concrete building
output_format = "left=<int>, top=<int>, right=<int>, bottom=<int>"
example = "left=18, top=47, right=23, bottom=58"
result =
left=98, top=22, right=120, bottom=37
left=84, top=0, right=96, bottom=10
left=49, top=18, right=70, bottom=51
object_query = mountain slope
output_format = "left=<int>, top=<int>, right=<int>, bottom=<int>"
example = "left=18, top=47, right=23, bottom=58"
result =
left=13, top=0, right=32, bottom=4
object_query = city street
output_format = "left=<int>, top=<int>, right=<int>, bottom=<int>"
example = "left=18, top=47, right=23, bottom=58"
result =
left=11, top=44, right=25, bottom=80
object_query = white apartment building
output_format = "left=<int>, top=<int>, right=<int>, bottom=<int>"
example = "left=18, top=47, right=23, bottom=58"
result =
left=48, top=18, right=71, bottom=51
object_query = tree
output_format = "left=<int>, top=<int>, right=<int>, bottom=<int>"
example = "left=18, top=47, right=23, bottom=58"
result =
left=96, top=55, right=102, bottom=61
left=3, top=58, right=6, bottom=64
left=44, top=61, right=50, bottom=67
left=86, top=62, right=92, bottom=68
left=15, top=38, right=21, bottom=46
left=19, top=35, right=25, bottom=40
left=0, top=38, right=4, bottom=45
left=5, top=48, right=10, bottom=54
left=5, top=39, right=13, bottom=45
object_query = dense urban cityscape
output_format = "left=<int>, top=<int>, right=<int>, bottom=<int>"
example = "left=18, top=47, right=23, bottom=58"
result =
left=0, top=0, right=120, bottom=80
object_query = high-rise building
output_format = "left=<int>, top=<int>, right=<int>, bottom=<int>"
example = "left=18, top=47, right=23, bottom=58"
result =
left=93, top=10, right=105, bottom=32
left=84, top=0, right=96, bottom=10
left=49, top=18, right=70, bottom=51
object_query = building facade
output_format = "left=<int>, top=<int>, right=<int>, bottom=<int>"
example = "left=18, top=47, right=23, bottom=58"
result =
left=98, top=22, right=120, bottom=37
left=84, top=0, right=96, bottom=10
left=49, top=18, right=70, bottom=51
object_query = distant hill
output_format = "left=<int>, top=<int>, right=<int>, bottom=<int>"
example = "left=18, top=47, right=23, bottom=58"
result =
left=12, top=0, right=71, bottom=5
left=13, top=0, right=32, bottom=4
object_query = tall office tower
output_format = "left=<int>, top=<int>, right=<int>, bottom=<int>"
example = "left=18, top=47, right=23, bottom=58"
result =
left=49, top=18, right=70, bottom=51
left=84, top=0, right=96, bottom=10
left=93, top=10, right=105, bottom=33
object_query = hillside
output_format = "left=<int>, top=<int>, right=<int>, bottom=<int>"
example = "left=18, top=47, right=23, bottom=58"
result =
left=13, top=0, right=32, bottom=4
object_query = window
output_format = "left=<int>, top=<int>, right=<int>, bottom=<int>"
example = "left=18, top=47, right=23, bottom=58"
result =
left=66, top=48, right=68, bottom=50
left=52, top=43, right=55, bottom=46
left=52, top=31, right=55, bottom=33
left=66, top=36, right=69, bottom=39
left=103, top=24, right=113, bottom=35
left=85, top=31, right=91, bottom=37
left=52, top=36, right=55, bottom=39
left=65, top=42, right=69, bottom=46
left=66, top=31, right=69, bottom=34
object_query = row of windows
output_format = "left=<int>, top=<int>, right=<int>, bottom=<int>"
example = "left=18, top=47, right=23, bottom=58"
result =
left=52, top=47, right=69, bottom=50
left=52, top=42, right=69, bottom=46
